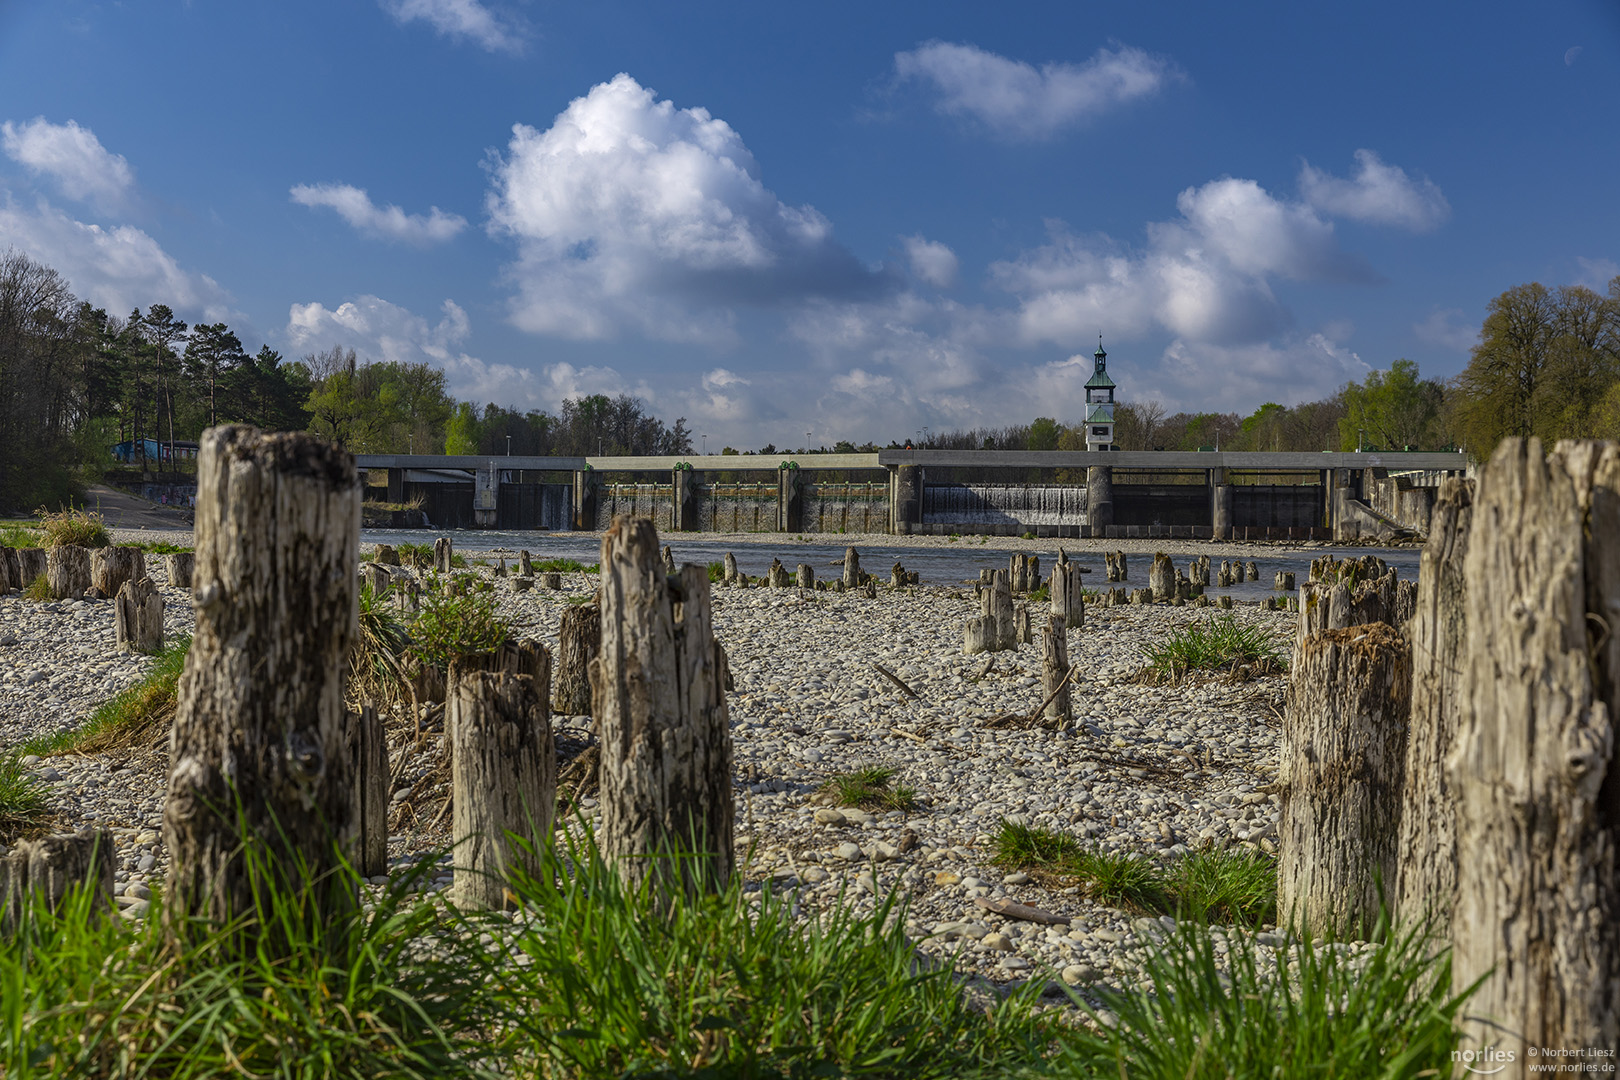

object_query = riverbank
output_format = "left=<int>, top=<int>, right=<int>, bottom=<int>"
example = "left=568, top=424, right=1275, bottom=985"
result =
left=1, top=537, right=1309, bottom=996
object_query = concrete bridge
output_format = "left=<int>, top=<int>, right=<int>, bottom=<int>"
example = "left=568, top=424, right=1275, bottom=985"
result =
left=354, top=449, right=1469, bottom=541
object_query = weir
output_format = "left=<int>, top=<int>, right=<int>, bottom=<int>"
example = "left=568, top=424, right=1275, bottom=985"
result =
left=354, top=449, right=1470, bottom=541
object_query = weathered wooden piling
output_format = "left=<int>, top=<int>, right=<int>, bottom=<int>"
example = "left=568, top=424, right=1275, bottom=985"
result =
left=1, top=829, right=115, bottom=936
left=554, top=602, right=600, bottom=717
left=46, top=544, right=90, bottom=599
left=162, top=426, right=360, bottom=955
left=1279, top=622, right=1410, bottom=937
left=91, top=546, right=144, bottom=598
left=1041, top=615, right=1070, bottom=727
left=434, top=536, right=453, bottom=574
left=113, top=577, right=164, bottom=654
left=591, top=517, right=734, bottom=892
left=1444, top=439, right=1620, bottom=1057
left=842, top=547, right=860, bottom=588
left=345, top=705, right=389, bottom=879
left=165, top=551, right=194, bottom=589
left=1148, top=553, right=1175, bottom=601
left=450, top=671, right=554, bottom=909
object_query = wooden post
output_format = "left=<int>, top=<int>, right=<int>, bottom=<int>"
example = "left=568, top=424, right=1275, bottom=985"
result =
left=114, top=577, right=164, bottom=654
left=165, top=552, right=194, bottom=589
left=0, top=547, right=14, bottom=591
left=767, top=558, right=790, bottom=588
left=1, top=829, right=115, bottom=936
left=982, top=569, right=1014, bottom=650
left=724, top=552, right=739, bottom=585
left=362, top=562, right=391, bottom=596
left=1148, top=553, right=1175, bottom=601
left=1245, top=560, right=1258, bottom=582
left=591, top=516, right=734, bottom=892
left=161, top=426, right=360, bottom=954
left=1393, top=477, right=1471, bottom=933
left=1013, top=602, right=1031, bottom=645
left=344, top=706, right=388, bottom=879
left=1446, top=439, right=1620, bottom=1057
left=661, top=545, right=677, bottom=576
left=450, top=671, right=554, bottom=909
left=843, top=546, right=861, bottom=589
left=1050, top=560, right=1084, bottom=629
left=1041, top=615, right=1070, bottom=727
left=553, top=603, right=600, bottom=716
left=1278, top=622, right=1410, bottom=937
left=541, top=572, right=562, bottom=590
left=434, top=536, right=453, bottom=574
left=91, top=546, right=145, bottom=598
left=373, top=544, right=399, bottom=566
left=46, top=544, right=90, bottom=599
left=962, top=616, right=990, bottom=656
left=15, top=547, right=46, bottom=590
left=519, top=549, right=533, bottom=577
left=796, top=563, right=815, bottom=590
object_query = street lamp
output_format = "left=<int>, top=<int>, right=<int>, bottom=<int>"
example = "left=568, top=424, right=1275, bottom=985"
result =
left=805, top=429, right=812, bottom=452
left=702, top=434, right=708, bottom=456
left=505, top=434, right=512, bottom=456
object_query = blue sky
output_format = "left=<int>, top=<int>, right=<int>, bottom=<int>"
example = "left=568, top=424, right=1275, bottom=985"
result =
left=1, top=0, right=1616, bottom=449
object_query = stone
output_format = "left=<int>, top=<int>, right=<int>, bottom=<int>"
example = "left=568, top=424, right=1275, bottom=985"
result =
left=834, top=841, right=863, bottom=861
left=813, top=808, right=847, bottom=826
left=982, top=931, right=1015, bottom=951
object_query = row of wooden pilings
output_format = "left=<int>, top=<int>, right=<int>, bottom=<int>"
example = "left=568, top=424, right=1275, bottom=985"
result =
left=2, top=425, right=736, bottom=958
left=1279, top=438, right=1619, bottom=1056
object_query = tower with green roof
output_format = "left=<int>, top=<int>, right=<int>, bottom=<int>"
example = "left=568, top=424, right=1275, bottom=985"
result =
left=1084, top=336, right=1116, bottom=451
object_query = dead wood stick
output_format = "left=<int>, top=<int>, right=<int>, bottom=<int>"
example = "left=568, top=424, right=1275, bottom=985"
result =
left=873, top=663, right=919, bottom=698
left=890, top=727, right=926, bottom=743
left=1027, top=663, right=1077, bottom=722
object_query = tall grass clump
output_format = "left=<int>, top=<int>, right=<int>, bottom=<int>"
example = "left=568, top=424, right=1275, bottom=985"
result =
left=533, top=557, right=596, bottom=573
left=494, top=832, right=1053, bottom=1078
left=36, top=507, right=110, bottom=548
left=22, top=637, right=191, bottom=758
left=21, top=574, right=51, bottom=602
left=0, top=834, right=510, bottom=1078
left=410, top=587, right=507, bottom=671
left=1056, top=916, right=1475, bottom=1079
left=352, top=583, right=411, bottom=709
left=0, top=753, right=49, bottom=837
left=1139, top=614, right=1286, bottom=684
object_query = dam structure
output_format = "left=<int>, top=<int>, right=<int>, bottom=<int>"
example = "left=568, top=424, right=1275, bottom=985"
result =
left=355, top=448, right=1469, bottom=542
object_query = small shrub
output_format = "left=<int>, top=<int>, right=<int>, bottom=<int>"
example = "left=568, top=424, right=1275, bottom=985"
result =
left=24, top=637, right=191, bottom=758
left=706, top=560, right=725, bottom=583
left=1027, top=584, right=1050, bottom=603
left=395, top=541, right=433, bottom=568
left=1139, top=614, right=1287, bottom=684
left=351, top=584, right=410, bottom=708
left=822, top=765, right=917, bottom=812
left=1021, top=531, right=1036, bottom=540
left=0, top=754, right=49, bottom=837
left=35, top=507, right=109, bottom=548
left=22, top=574, right=50, bottom=602
left=411, top=589, right=508, bottom=671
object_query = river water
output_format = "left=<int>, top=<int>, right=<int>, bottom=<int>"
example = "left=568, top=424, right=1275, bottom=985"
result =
left=362, top=528, right=1420, bottom=602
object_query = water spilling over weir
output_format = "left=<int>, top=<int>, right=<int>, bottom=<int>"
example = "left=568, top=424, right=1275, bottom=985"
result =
left=922, top=483, right=1088, bottom=528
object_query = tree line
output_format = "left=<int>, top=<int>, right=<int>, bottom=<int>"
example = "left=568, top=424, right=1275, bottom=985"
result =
left=922, top=275, right=1619, bottom=461
left=0, top=249, right=692, bottom=511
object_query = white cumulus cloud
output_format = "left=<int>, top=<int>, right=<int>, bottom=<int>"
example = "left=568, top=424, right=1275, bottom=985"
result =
left=991, top=175, right=1377, bottom=349
left=0, top=193, right=232, bottom=320
left=378, top=0, right=525, bottom=55
left=1, top=117, right=133, bottom=210
left=290, top=183, right=466, bottom=244
left=1414, top=308, right=1478, bottom=352
left=903, top=235, right=958, bottom=287
left=892, top=41, right=1179, bottom=140
left=1299, top=149, right=1450, bottom=232
left=485, top=73, right=887, bottom=342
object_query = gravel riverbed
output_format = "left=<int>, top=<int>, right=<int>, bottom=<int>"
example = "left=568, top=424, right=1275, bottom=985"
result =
left=2, top=529, right=1307, bottom=997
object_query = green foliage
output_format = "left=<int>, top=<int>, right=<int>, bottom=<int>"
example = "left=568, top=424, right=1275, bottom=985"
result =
left=1140, top=615, right=1286, bottom=683
left=1338, top=359, right=1444, bottom=450
left=823, top=766, right=917, bottom=812
left=1056, top=917, right=1473, bottom=1079
left=993, top=820, right=1278, bottom=925
left=1026, top=416, right=1063, bottom=451
left=22, top=638, right=191, bottom=758
left=0, top=523, right=39, bottom=548
left=0, top=754, right=49, bottom=837
left=410, top=588, right=508, bottom=671
left=22, top=574, right=50, bottom=602
left=444, top=400, right=480, bottom=455
left=532, top=557, right=595, bottom=573
left=706, top=560, right=725, bottom=583
left=129, top=540, right=190, bottom=555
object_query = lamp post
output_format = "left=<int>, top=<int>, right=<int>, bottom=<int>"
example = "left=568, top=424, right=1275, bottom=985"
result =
left=702, top=434, right=708, bottom=456
left=505, top=434, right=511, bottom=456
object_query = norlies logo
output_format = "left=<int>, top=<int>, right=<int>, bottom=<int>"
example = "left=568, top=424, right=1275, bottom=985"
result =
left=1454, top=1046, right=1517, bottom=1075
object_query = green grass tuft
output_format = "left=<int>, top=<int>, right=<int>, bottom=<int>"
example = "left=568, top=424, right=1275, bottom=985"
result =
left=1140, top=614, right=1287, bottom=684
left=706, top=560, right=726, bottom=583
left=1057, top=915, right=1474, bottom=1078
left=21, top=574, right=50, bottom=602
left=0, top=754, right=50, bottom=837
left=993, top=819, right=1277, bottom=924
left=35, top=507, right=110, bottom=548
left=22, top=638, right=191, bottom=758
left=823, top=765, right=918, bottom=812
left=533, top=557, right=596, bottom=573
